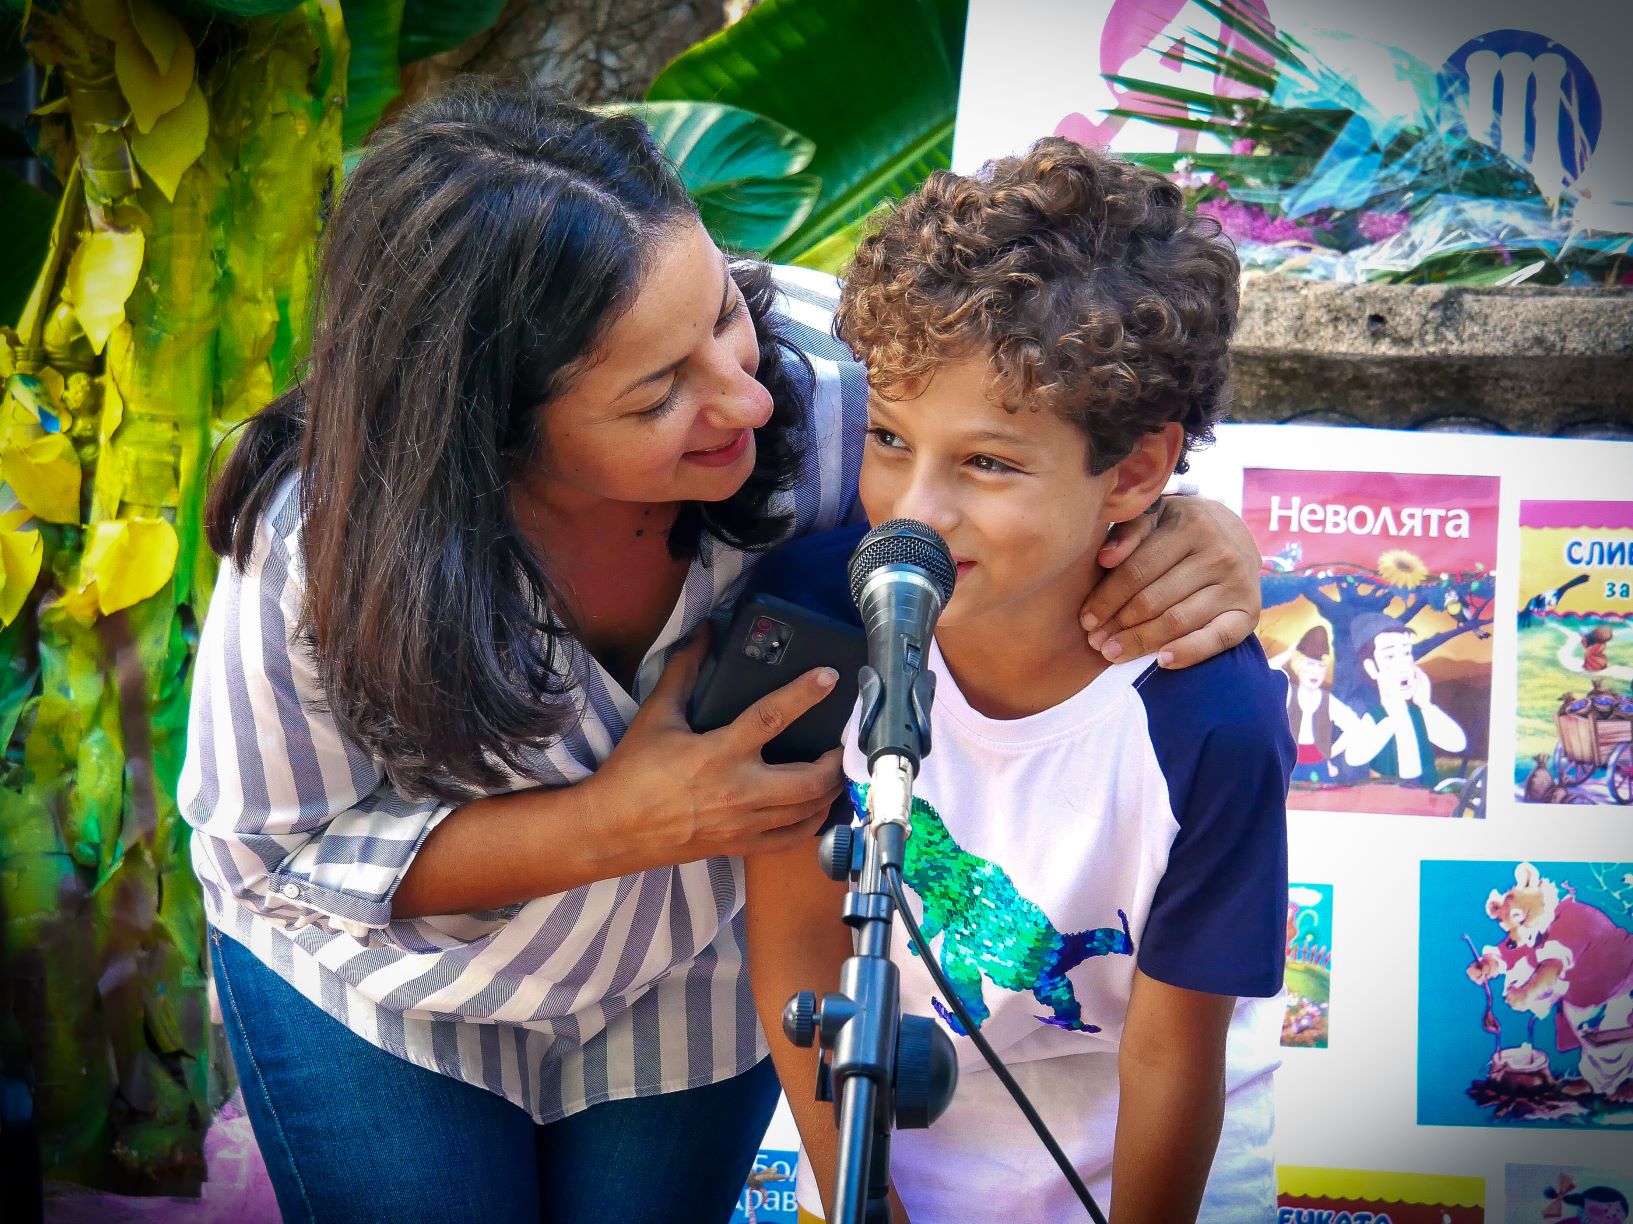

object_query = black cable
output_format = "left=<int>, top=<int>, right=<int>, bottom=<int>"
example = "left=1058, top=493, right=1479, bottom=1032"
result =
left=884, top=863, right=1109, bottom=1224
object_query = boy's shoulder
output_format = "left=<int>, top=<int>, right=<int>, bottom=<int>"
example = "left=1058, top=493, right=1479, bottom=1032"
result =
left=1132, top=636, right=1289, bottom=743
left=1131, top=637, right=1295, bottom=811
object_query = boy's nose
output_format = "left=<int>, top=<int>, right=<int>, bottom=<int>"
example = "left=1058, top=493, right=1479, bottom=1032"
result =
left=893, top=480, right=959, bottom=538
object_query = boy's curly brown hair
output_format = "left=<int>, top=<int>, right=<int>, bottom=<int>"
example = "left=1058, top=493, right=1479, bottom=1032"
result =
left=836, top=137, right=1238, bottom=474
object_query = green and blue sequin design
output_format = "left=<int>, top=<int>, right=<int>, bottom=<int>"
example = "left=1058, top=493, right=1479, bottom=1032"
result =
left=850, top=781, right=1133, bottom=1036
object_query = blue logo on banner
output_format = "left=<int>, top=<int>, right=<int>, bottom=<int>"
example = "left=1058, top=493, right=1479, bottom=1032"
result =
left=733, top=1149, right=800, bottom=1224
left=1439, top=29, right=1602, bottom=191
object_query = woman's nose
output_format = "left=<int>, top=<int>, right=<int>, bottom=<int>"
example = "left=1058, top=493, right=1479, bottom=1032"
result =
left=699, top=350, right=773, bottom=431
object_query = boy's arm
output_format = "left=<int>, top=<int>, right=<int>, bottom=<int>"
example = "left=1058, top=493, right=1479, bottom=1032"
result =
left=744, top=840, right=897, bottom=1219
left=1111, top=969, right=1235, bottom=1224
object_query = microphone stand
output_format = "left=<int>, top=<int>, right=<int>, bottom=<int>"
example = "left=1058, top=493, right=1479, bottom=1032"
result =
left=783, top=672, right=957, bottom=1224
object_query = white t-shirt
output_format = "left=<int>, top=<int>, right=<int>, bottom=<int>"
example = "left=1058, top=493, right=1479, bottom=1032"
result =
left=796, top=638, right=1293, bottom=1222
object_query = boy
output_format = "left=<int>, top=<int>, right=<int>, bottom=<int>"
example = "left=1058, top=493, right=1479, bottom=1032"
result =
left=744, top=139, right=1293, bottom=1224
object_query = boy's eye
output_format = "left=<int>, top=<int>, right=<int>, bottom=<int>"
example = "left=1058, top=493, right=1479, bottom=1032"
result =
left=866, top=426, right=905, bottom=450
left=969, top=454, right=1018, bottom=474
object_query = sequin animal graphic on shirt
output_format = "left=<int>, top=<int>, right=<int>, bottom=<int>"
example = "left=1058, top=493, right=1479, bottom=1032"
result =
left=851, top=782, right=1132, bottom=1035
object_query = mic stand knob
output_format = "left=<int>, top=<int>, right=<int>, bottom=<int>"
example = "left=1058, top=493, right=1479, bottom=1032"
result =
left=784, top=991, right=818, bottom=1048
left=819, top=824, right=860, bottom=881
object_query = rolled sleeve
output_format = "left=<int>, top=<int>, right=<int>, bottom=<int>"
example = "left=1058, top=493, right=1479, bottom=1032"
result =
left=180, top=487, right=453, bottom=944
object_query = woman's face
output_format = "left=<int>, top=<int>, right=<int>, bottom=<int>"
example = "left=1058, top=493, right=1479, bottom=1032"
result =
left=532, top=219, right=772, bottom=511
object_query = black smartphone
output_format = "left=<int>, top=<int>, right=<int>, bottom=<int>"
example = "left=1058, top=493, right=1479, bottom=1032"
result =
left=687, top=594, right=865, bottom=764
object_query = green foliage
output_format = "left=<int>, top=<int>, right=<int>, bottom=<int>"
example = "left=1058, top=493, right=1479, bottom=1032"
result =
left=649, top=0, right=967, bottom=264
left=0, top=0, right=358, bottom=1192
left=340, top=0, right=406, bottom=146
left=397, top=0, right=504, bottom=63
left=614, top=100, right=820, bottom=255
left=0, top=168, right=54, bottom=327
left=338, top=0, right=509, bottom=148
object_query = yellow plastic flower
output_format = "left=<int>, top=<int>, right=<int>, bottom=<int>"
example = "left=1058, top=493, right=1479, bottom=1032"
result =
left=1378, top=548, right=1429, bottom=589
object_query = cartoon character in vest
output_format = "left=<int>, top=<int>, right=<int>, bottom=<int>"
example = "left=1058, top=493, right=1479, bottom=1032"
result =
left=1267, top=625, right=1360, bottom=783
left=1342, top=613, right=1466, bottom=786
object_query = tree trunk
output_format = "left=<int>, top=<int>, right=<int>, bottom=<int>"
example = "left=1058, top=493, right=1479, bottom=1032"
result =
left=399, top=0, right=750, bottom=109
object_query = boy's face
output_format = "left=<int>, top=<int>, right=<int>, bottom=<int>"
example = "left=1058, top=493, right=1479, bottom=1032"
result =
left=858, top=356, right=1169, bottom=633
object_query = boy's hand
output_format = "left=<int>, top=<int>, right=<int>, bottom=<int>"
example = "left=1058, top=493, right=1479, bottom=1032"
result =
left=1080, top=495, right=1261, bottom=668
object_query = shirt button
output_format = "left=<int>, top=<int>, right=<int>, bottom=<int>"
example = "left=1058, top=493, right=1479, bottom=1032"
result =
left=280, top=883, right=299, bottom=899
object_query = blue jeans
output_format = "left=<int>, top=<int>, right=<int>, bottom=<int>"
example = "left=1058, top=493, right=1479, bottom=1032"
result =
left=211, top=926, right=779, bottom=1223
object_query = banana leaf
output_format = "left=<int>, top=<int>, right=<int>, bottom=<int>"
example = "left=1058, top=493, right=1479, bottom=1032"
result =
left=397, top=0, right=504, bottom=64
left=614, top=100, right=820, bottom=256
left=339, top=0, right=405, bottom=147
left=1, top=0, right=349, bottom=1191
left=648, top=0, right=967, bottom=263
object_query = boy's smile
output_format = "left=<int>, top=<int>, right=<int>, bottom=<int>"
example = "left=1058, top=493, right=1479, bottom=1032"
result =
left=859, top=357, right=1114, bottom=640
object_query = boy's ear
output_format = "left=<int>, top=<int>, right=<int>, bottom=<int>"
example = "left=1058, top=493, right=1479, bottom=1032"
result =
left=1102, top=423, right=1184, bottom=523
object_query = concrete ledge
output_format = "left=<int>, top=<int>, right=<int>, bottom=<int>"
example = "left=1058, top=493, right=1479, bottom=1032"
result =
left=1230, top=274, right=1633, bottom=435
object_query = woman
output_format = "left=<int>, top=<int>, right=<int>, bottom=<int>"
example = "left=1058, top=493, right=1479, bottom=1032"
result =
left=184, top=80, right=1263, bottom=1223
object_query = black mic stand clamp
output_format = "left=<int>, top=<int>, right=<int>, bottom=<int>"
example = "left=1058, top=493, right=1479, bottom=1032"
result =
left=782, top=670, right=958, bottom=1224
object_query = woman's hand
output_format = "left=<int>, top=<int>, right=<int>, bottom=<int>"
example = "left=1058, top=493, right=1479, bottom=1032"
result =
left=583, top=636, right=846, bottom=869
left=1080, top=495, right=1262, bottom=669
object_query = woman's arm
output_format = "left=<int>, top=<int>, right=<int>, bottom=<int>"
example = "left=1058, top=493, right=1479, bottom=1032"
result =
left=184, top=520, right=842, bottom=936
left=1110, top=970, right=1235, bottom=1224
left=395, top=639, right=844, bottom=917
left=1081, top=495, right=1263, bottom=668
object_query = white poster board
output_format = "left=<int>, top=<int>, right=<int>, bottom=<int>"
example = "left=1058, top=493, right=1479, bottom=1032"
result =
left=747, top=424, right=1633, bottom=1224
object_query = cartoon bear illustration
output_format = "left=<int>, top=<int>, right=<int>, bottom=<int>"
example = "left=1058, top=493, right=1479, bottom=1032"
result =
left=1469, top=863, right=1633, bottom=1099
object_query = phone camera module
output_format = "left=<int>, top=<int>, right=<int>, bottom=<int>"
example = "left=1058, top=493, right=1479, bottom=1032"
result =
left=747, top=617, right=790, bottom=665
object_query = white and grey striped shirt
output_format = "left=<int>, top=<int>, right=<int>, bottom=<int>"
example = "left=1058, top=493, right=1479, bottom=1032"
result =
left=181, top=267, right=865, bottom=1123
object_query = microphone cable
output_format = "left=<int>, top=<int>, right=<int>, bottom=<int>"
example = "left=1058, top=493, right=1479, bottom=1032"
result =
left=883, top=863, right=1109, bottom=1224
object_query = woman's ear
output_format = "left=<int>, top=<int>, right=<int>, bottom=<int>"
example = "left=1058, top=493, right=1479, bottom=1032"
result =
left=1102, top=423, right=1184, bottom=524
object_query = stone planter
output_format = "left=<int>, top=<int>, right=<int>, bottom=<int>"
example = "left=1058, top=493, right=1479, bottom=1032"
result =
left=1231, top=275, right=1633, bottom=437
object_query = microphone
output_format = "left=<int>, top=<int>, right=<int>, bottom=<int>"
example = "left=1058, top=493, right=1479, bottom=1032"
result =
left=847, top=520, right=956, bottom=834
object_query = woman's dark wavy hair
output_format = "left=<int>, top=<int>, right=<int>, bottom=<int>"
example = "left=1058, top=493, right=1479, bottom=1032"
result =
left=836, top=136, right=1238, bottom=474
left=207, top=79, right=807, bottom=800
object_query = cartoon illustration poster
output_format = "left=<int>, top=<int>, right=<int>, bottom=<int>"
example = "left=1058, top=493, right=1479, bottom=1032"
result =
left=1244, top=469, right=1499, bottom=817
left=1419, top=860, right=1633, bottom=1129
left=733, top=1149, right=798, bottom=1224
left=1277, top=1167, right=1485, bottom=1223
left=1515, top=501, right=1633, bottom=806
left=1507, top=1163, right=1631, bottom=1223
left=1283, top=884, right=1332, bottom=1048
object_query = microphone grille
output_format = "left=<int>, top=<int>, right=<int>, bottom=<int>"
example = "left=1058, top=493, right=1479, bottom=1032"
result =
left=848, top=519, right=956, bottom=607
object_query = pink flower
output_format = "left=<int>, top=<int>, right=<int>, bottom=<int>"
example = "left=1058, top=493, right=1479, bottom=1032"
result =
left=1199, top=199, right=1321, bottom=245
left=1231, top=137, right=1255, bottom=155
left=1356, top=211, right=1409, bottom=243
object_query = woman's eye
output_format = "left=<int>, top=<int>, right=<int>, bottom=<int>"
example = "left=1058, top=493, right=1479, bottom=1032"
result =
left=715, top=296, right=746, bottom=334
left=638, top=387, right=678, bottom=419
left=866, top=427, right=904, bottom=449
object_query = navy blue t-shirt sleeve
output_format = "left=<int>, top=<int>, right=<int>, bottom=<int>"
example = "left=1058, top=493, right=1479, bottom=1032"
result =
left=744, top=523, right=868, bottom=628
left=1135, top=640, right=1292, bottom=998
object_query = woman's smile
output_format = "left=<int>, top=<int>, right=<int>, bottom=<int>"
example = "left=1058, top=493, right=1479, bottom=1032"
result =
left=683, top=428, right=753, bottom=468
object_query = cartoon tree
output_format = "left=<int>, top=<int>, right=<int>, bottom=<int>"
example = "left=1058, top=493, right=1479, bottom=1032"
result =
left=1262, top=548, right=1497, bottom=714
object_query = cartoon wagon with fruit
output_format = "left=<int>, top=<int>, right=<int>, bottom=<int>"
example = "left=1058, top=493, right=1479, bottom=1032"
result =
left=1546, top=685, right=1633, bottom=803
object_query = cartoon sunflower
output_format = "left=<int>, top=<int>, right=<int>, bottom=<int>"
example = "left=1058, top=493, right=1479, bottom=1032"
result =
left=1377, top=548, right=1428, bottom=589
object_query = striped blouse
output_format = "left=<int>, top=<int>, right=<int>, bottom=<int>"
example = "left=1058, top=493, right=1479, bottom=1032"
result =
left=181, top=266, right=865, bottom=1123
